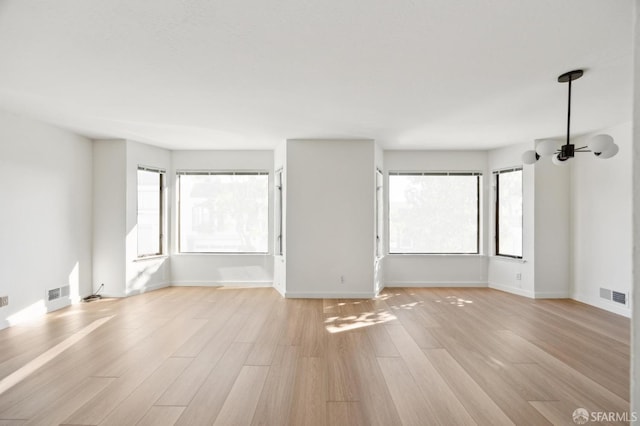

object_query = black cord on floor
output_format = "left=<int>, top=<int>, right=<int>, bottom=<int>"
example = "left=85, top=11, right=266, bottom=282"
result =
left=83, top=283, right=104, bottom=302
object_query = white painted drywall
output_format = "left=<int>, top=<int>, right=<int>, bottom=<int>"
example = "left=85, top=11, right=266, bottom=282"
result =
left=286, top=139, right=376, bottom=298
left=383, top=150, right=489, bottom=287
left=0, top=109, right=93, bottom=329
left=125, top=141, right=171, bottom=295
left=571, top=123, right=632, bottom=316
left=170, top=150, right=274, bottom=286
left=487, top=142, right=535, bottom=297
left=534, top=148, right=571, bottom=298
left=93, top=140, right=127, bottom=297
left=632, top=0, right=640, bottom=414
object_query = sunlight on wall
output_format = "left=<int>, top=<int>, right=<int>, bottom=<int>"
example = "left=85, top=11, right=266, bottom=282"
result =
left=68, top=262, right=80, bottom=303
left=7, top=300, right=47, bottom=326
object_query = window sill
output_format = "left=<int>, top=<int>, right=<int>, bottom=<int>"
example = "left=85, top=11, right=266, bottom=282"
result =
left=490, top=255, right=526, bottom=264
left=134, top=255, right=169, bottom=262
left=174, top=252, right=271, bottom=256
left=387, top=253, right=486, bottom=257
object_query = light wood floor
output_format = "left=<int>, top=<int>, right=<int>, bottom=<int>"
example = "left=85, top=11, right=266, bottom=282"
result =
left=0, top=287, right=630, bottom=425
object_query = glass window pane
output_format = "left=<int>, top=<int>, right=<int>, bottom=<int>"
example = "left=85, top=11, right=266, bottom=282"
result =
left=179, top=174, right=269, bottom=253
left=137, top=169, right=162, bottom=256
left=497, top=170, right=523, bottom=257
left=389, top=174, right=479, bottom=254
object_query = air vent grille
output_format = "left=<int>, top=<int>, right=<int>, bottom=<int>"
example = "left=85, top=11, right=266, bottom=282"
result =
left=47, top=286, right=71, bottom=302
left=600, top=287, right=627, bottom=306
left=612, top=291, right=626, bottom=305
left=48, top=288, right=60, bottom=301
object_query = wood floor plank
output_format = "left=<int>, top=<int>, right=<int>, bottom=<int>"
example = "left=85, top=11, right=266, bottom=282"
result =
left=0, top=287, right=629, bottom=425
left=213, top=366, right=269, bottom=425
left=326, top=401, right=367, bottom=426
left=99, top=357, right=191, bottom=426
left=22, top=377, right=114, bottom=426
left=377, top=357, right=442, bottom=426
left=251, top=345, right=299, bottom=426
left=423, top=348, right=514, bottom=425
left=63, top=318, right=206, bottom=425
left=384, top=325, right=476, bottom=425
left=174, top=342, right=253, bottom=426
left=289, top=357, right=326, bottom=426
left=136, top=406, right=185, bottom=426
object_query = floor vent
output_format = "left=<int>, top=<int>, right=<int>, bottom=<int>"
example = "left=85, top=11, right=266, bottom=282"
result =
left=600, top=287, right=627, bottom=305
left=48, top=286, right=70, bottom=302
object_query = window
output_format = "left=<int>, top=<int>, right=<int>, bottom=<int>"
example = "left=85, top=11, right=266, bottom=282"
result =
left=275, top=169, right=283, bottom=256
left=389, top=172, right=481, bottom=254
left=137, top=167, right=164, bottom=257
left=495, top=168, right=523, bottom=258
left=376, top=170, right=383, bottom=257
left=178, top=171, right=269, bottom=253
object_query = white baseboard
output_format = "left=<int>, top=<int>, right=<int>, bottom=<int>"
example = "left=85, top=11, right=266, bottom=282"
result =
left=126, top=281, right=170, bottom=297
left=46, top=297, right=71, bottom=313
left=534, top=291, right=569, bottom=299
left=489, top=283, right=535, bottom=298
left=572, top=292, right=631, bottom=318
left=385, top=281, right=488, bottom=288
left=0, top=319, right=9, bottom=331
left=171, top=281, right=272, bottom=288
left=285, top=291, right=377, bottom=299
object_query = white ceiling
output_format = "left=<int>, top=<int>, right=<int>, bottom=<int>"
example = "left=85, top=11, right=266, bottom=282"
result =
left=0, top=0, right=634, bottom=150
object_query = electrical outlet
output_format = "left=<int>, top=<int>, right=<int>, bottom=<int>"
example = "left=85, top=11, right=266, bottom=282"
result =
left=516, top=273, right=522, bottom=281
left=340, top=275, right=345, bottom=284
left=0, top=296, right=8, bottom=307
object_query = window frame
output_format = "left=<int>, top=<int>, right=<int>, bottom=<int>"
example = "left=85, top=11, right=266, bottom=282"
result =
left=136, top=166, right=165, bottom=258
left=388, top=171, right=482, bottom=255
left=494, top=167, right=523, bottom=259
left=275, top=169, right=283, bottom=256
left=176, top=170, right=270, bottom=254
left=375, top=169, right=384, bottom=258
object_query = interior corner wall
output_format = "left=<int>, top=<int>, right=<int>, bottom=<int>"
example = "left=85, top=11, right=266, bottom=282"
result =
left=0, top=109, right=93, bottom=329
left=125, top=140, right=171, bottom=296
left=571, top=123, right=632, bottom=317
left=285, top=139, right=376, bottom=298
left=533, top=150, right=571, bottom=298
left=93, top=139, right=127, bottom=297
left=487, top=142, right=536, bottom=297
left=169, top=150, right=274, bottom=287
left=382, top=150, right=489, bottom=287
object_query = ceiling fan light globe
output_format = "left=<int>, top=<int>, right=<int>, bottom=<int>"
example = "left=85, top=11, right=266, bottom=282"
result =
left=589, top=134, right=614, bottom=154
left=536, top=139, right=559, bottom=156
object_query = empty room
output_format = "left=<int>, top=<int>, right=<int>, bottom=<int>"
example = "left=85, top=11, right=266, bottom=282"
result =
left=1, top=0, right=639, bottom=425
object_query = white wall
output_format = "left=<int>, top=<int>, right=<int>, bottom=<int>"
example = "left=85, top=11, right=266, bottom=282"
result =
left=286, top=139, right=376, bottom=297
left=632, top=0, right=640, bottom=413
left=93, top=139, right=171, bottom=297
left=170, top=150, right=274, bottom=287
left=534, top=151, right=571, bottom=298
left=383, top=150, right=489, bottom=287
left=571, top=123, right=632, bottom=316
left=487, top=142, right=535, bottom=297
left=125, top=141, right=171, bottom=295
left=0, top=110, right=93, bottom=329
left=93, top=140, right=127, bottom=297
